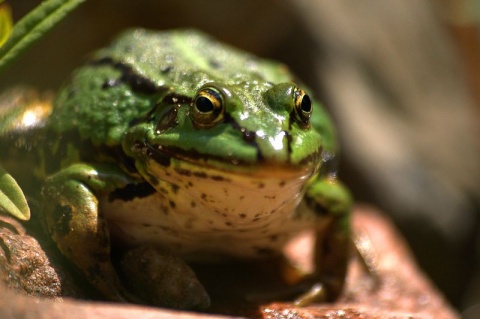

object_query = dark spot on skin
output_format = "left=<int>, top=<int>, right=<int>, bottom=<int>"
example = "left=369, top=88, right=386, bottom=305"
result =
left=239, top=196, right=245, bottom=200
left=225, top=222, right=232, bottom=227
left=108, top=182, right=156, bottom=202
left=221, top=213, right=227, bottom=217
left=201, top=193, right=207, bottom=201
left=147, top=177, right=158, bottom=186
left=193, top=171, right=208, bottom=178
left=175, top=167, right=192, bottom=177
left=159, top=187, right=169, bottom=195
left=270, top=235, right=278, bottom=242
left=279, top=181, right=286, bottom=187
left=239, top=213, right=247, bottom=219
left=142, top=223, right=152, bottom=227
left=264, top=195, right=276, bottom=199
left=190, top=201, right=196, bottom=208
left=209, top=59, right=221, bottom=69
left=258, top=182, right=265, bottom=189
left=161, top=65, right=173, bottom=73
left=161, top=205, right=169, bottom=215
left=171, top=184, right=180, bottom=194
left=211, top=175, right=227, bottom=181
left=188, top=182, right=193, bottom=187
left=252, top=217, right=261, bottom=222
left=169, top=200, right=176, bottom=209
left=52, top=205, right=73, bottom=236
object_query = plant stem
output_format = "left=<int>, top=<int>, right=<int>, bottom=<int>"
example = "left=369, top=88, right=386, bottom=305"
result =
left=0, top=0, right=85, bottom=74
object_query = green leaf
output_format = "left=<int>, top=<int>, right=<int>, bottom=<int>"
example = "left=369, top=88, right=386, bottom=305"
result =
left=0, top=1, right=13, bottom=47
left=0, top=0, right=85, bottom=74
left=0, top=167, right=30, bottom=220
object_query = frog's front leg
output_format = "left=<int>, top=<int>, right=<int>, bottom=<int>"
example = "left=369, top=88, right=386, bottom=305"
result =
left=295, top=176, right=352, bottom=306
left=41, top=163, right=134, bottom=302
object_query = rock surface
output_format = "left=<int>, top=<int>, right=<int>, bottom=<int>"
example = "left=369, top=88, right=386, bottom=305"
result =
left=0, top=206, right=459, bottom=319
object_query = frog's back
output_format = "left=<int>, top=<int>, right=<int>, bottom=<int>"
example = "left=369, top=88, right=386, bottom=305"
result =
left=95, top=29, right=293, bottom=93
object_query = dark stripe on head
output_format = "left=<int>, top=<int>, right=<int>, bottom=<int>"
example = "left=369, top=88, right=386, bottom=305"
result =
left=91, top=57, right=170, bottom=95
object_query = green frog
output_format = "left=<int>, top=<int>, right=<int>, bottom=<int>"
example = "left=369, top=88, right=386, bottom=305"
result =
left=0, top=29, right=352, bottom=309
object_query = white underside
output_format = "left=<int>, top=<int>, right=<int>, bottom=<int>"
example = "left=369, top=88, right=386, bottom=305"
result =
left=100, top=159, right=318, bottom=262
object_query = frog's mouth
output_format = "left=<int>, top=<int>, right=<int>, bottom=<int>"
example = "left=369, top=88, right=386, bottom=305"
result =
left=143, top=141, right=323, bottom=180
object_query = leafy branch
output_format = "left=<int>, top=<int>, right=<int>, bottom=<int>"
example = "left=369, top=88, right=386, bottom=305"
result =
left=0, top=0, right=85, bottom=74
left=0, top=0, right=84, bottom=220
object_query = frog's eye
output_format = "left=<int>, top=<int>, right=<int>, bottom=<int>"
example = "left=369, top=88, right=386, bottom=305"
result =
left=190, top=87, right=225, bottom=127
left=293, top=88, right=312, bottom=125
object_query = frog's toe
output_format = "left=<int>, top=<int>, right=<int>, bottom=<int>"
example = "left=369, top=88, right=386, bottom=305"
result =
left=293, top=283, right=327, bottom=307
left=120, top=245, right=210, bottom=310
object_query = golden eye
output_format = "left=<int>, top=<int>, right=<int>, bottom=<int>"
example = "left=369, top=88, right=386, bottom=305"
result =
left=190, top=86, right=225, bottom=127
left=293, top=88, right=312, bottom=125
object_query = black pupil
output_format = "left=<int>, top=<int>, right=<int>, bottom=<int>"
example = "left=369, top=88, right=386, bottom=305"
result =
left=195, top=96, right=214, bottom=113
left=300, top=94, right=312, bottom=113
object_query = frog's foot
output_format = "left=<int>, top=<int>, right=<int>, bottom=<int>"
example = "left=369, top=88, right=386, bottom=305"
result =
left=353, top=230, right=381, bottom=288
left=293, top=283, right=327, bottom=307
left=120, top=245, right=210, bottom=310
left=41, top=163, right=138, bottom=303
left=292, top=274, right=345, bottom=307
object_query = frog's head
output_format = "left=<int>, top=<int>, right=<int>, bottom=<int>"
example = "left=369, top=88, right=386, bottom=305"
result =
left=124, top=80, right=333, bottom=177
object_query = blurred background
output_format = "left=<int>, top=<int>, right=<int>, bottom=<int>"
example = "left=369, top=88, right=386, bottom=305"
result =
left=1, top=0, right=479, bottom=315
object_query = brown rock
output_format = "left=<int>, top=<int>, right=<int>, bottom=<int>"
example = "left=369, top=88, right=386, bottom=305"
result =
left=0, top=206, right=460, bottom=318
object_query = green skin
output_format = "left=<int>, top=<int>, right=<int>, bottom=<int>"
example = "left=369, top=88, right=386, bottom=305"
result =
left=0, top=29, right=352, bottom=308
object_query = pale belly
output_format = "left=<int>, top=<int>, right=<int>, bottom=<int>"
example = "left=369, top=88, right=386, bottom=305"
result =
left=100, top=167, right=318, bottom=262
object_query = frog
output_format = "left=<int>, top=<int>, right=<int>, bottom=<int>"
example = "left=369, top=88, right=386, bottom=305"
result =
left=0, top=28, right=352, bottom=309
